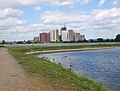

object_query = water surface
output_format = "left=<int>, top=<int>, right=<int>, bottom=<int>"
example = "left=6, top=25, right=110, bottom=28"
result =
left=37, top=48, right=120, bottom=91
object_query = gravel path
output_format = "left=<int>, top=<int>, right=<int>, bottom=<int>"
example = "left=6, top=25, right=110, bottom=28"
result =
left=0, top=48, right=56, bottom=91
left=0, top=48, right=28, bottom=91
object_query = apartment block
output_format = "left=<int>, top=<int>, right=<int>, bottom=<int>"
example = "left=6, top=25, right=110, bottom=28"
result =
left=68, top=30, right=74, bottom=41
left=80, top=35, right=85, bottom=41
left=61, top=26, right=67, bottom=41
left=39, top=32, right=50, bottom=43
left=74, top=33, right=80, bottom=41
left=50, top=29, right=59, bottom=42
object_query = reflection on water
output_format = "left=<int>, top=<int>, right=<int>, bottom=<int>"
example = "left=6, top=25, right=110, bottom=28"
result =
left=37, top=48, right=120, bottom=91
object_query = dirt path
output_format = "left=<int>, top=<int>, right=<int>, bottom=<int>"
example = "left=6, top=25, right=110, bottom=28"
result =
left=0, top=48, right=57, bottom=91
left=25, top=47, right=117, bottom=54
left=0, top=47, right=27, bottom=91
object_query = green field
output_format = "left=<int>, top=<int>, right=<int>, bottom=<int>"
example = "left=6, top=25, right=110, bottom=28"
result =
left=8, top=44, right=120, bottom=91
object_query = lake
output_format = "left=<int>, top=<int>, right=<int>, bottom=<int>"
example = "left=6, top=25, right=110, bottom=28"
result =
left=37, top=48, right=120, bottom=91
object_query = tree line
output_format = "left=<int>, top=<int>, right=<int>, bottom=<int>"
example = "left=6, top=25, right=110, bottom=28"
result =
left=1, top=34, right=120, bottom=44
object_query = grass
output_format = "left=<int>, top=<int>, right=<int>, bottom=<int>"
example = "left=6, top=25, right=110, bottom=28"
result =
left=7, top=44, right=120, bottom=91
left=9, top=44, right=120, bottom=52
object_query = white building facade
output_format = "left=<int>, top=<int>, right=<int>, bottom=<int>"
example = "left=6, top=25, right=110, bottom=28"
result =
left=50, top=29, right=59, bottom=42
left=61, top=26, right=67, bottom=42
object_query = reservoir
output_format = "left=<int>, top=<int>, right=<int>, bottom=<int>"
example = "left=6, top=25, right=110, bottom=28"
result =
left=37, top=48, right=120, bottom=91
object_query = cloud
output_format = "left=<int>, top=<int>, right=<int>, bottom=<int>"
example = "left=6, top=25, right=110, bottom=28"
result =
left=1, top=7, right=120, bottom=41
left=0, top=8, right=26, bottom=32
left=0, top=18, right=27, bottom=40
left=40, top=10, right=90, bottom=37
left=79, top=0, right=92, bottom=4
left=39, top=0, right=91, bottom=6
left=0, top=8, right=27, bottom=41
left=40, top=8, right=120, bottom=39
left=95, top=8, right=120, bottom=20
left=34, top=6, right=41, bottom=11
left=112, top=0, right=119, bottom=6
left=0, top=8, right=23, bottom=19
left=98, top=0, right=106, bottom=7
left=0, top=17, right=27, bottom=28
left=0, top=0, right=120, bottom=41
left=90, top=7, right=120, bottom=38
left=0, top=0, right=37, bottom=9
left=0, top=0, right=92, bottom=9
left=0, top=23, right=58, bottom=41
left=41, top=11, right=89, bottom=24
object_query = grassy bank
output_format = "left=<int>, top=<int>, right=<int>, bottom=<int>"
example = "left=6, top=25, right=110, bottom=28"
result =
left=8, top=44, right=120, bottom=91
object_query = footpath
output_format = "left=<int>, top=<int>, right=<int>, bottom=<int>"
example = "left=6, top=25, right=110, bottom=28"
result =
left=0, top=48, right=28, bottom=91
left=0, top=48, right=56, bottom=91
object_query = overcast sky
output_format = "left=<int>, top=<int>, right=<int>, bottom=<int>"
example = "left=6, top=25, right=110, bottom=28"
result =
left=0, top=0, right=120, bottom=41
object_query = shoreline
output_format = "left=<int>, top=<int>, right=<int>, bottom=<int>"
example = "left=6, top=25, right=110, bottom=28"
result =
left=25, top=46, right=120, bottom=54
left=8, top=46, right=107, bottom=91
left=8, top=44, right=120, bottom=91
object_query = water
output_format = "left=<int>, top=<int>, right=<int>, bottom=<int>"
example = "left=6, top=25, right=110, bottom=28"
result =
left=6, top=42, right=120, bottom=47
left=37, top=48, right=120, bottom=91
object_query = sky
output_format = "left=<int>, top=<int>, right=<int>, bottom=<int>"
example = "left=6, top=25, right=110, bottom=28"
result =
left=0, top=0, right=120, bottom=41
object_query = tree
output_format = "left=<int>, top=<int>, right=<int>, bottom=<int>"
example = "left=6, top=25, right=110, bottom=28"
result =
left=115, top=34, right=120, bottom=42
left=89, top=39, right=96, bottom=42
left=35, top=40, right=40, bottom=44
left=26, top=40, right=32, bottom=44
left=97, top=38, right=103, bottom=42
left=2, top=40, right=6, bottom=44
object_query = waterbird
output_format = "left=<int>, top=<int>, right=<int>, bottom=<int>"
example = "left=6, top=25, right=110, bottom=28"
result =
left=58, top=62, right=61, bottom=65
left=69, top=57, right=71, bottom=60
left=70, top=64, right=73, bottom=67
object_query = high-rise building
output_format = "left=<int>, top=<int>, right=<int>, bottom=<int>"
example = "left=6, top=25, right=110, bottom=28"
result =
left=74, top=33, right=80, bottom=41
left=34, top=25, right=86, bottom=43
left=50, top=29, right=59, bottom=42
left=68, top=30, right=74, bottom=41
left=80, top=35, right=85, bottom=41
left=39, top=32, right=50, bottom=43
left=47, top=32, right=50, bottom=42
left=61, top=26, right=67, bottom=41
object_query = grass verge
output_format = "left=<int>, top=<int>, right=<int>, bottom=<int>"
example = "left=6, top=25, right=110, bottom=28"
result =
left=8, top=44, right=119, bottom=91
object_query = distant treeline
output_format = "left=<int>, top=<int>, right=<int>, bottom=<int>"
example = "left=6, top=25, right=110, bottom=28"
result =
left=1, top=34, right=120, bottom=44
